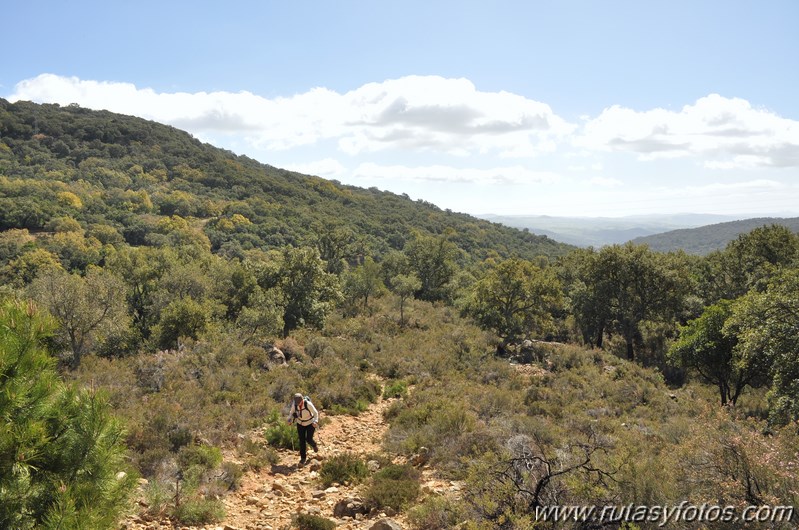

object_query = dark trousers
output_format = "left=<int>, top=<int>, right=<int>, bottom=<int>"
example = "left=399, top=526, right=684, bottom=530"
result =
left=297, top=423, right=317, bottom=461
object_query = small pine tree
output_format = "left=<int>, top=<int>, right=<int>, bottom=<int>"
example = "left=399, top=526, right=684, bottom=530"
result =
left=0, top=299, right=136, bottom=529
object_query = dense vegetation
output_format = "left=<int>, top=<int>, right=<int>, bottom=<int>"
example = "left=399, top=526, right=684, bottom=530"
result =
left=632, top=217, right=799, bottom=255
left=0, top=98, right=569, bottom=264
left=1, top=100, right=798, bottom=529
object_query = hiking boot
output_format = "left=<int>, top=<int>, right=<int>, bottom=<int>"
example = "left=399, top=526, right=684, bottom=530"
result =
left=299, top=458, right=307, bottom=466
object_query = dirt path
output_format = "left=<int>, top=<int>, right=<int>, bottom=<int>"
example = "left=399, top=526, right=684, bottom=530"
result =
left=123, top=387, right=458, bottom=530
left=219, top=394, right=397, bottom=530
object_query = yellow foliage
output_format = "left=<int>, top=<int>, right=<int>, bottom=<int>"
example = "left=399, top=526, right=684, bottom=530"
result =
left=57, top=191, right=83, bottom=209
left=216, top=218, right=235, bottom=232
left=230, top=214, right=251, bottom=226
left=157, top=215, right=189, bottom=233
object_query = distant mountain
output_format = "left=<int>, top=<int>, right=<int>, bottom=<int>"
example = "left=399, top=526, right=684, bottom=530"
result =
left=477, top=213, right=743, bottom=247
left=631, top=217, right=799, bottom=254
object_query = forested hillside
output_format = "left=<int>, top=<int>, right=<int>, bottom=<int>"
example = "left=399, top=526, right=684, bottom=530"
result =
left=0, top=98, right=569, bottom=263
left=632, top=216, right=799, bottom=254
left=2, top=99, right=798, bottom=529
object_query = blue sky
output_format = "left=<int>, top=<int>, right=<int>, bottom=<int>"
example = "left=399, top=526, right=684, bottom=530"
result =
left=4, top=1, right=799, bottom=217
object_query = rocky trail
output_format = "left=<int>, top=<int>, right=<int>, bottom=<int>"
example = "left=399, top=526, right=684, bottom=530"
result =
left=123, top=385, right=459, bottom=530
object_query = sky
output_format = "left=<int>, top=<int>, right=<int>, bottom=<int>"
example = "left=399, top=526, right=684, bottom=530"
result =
left=3, top=1, right=799, bottom=218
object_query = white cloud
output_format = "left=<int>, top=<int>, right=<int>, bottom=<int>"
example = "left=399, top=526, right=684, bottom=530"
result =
left=11, top=73, right=799, bottom=216
left=588, top=176, right=622, bottom=187
left=10, top=74, right=574, bottom=159
left=567, top=162, right=604, bottom=172
left=577, top=94, right=799, bottom=168
left=351, top=163, right=561, bottom=184
left=281, top=158, right=347, bottom=178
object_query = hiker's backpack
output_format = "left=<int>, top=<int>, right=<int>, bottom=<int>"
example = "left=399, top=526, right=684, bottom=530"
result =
left=295, top=395, right=316, bottom=423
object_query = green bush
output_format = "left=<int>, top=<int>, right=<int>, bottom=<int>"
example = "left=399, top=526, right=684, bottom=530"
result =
left=142, top=480, right=171, bottom=517
left=319, top=452, right=369, bottom=487
left=295, top=513, right=337, bottom=530
left=407, top=495, right=466, bottom=530
left=264, top=409, right=300, bottom=449
left=329, top=399, right=369, bottom=416
left=383, top=379, right=409, bottom=399
left=177, top=443, right=223, bottom=471
left=238, top=437, right=279, bottom=471
left=311, top=361, right=381, bottom=415
left=172, top=498, right=225, bottom=525
left=365, top=464, right=421, bottom=510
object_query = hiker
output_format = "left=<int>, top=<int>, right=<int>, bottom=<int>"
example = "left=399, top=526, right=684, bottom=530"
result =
left=287, top=393, right=319, bottom=465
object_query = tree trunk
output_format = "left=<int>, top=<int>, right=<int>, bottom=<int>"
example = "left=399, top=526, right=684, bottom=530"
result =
left=731, top=381, right=744, bottom=406
left=496, top=342, right=507, bottom=357
left=69, top=331, right=83, bottom=370
left=625, top=338, right=635, bottom=361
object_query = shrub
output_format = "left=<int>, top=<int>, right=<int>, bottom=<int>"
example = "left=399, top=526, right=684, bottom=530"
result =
left=295, top=513, right=336, bottom=530
left=383, top=379, right=409, bottom=399
left=172, top=498, right=225, bottom=525
left=329, top=399, right=369, bottom=416
left=142, top=480, right=171, bottom=517
left=319, top=453, right=369, bottom=487
left=305, top=336, right=335, bottom=359
left=407, top=495, right=466, bottom=530
left=217, top=461, right=244, bottom=492
left=134, top=446, right=171, bottom=478
left=264, top=409, right=299, bottom=450
left=277, top=336, right=305, bottom=361
left=96, top=327, right=142, bottom=358
left=365, top=464, right=421, bottom=510
left=311, top=360, right=381, bottom=414
left=177, top=443, right=223, bottom=471
left=238, top=437, right=279, bottom=471
left=547, top=343, right=588, bottom=371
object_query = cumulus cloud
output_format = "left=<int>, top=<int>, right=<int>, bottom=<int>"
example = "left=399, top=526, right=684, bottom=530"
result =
left=577, top=94, right=799, bottom=168
left=12, top=75, right=799, bottom=176
left=10, top=74, right=573, bottom=158
left=351, top=162, right=561, bottom=184
left=11, top=74, right=269, bottom=131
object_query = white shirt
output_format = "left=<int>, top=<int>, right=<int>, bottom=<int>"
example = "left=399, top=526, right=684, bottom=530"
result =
left=287, top=398, right=319, bottom=426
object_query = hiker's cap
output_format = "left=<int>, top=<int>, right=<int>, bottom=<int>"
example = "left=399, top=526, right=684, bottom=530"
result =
left=294, top=393, right=303, bottom=399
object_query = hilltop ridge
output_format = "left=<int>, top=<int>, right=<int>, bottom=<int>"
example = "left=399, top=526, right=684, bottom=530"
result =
left=631, top=216, right=799, bottom=254
left=0, top=98, right=571, bottom=262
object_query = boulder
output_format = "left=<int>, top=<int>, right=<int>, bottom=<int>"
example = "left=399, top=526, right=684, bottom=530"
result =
left=333, top=497, right=369, bottom=518
left=267, top=346, right=286, bottom=365
left=370, top=519, right=403, bottom=530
